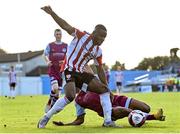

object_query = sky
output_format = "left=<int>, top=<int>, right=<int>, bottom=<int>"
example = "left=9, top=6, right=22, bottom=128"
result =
left=0, top=0, right=180, bottom=69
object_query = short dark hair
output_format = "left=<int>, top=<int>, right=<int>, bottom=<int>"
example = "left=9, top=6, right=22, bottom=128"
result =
left=54, top=29, right=62, bottom=33
left=95, top=24, right=107, bottom=31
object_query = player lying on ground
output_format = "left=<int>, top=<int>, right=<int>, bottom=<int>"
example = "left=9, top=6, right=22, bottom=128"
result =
left=53, top=90, right=166, bottom=126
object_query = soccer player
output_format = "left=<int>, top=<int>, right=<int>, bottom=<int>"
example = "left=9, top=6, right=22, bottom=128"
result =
left=52, top=90, right=166, bottom=126
left=8, top=66, right=17, bottom=99
left=43, top=29, right=68, bottom=113
left=115, top=65, right=123, bottom=94
left=38, top=5, right=116, bottom=128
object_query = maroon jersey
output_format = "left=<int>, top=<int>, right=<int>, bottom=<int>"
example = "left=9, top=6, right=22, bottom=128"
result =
left=75, top=91, right=129, bottom=117
left=48, top=42, right=67, bottom=77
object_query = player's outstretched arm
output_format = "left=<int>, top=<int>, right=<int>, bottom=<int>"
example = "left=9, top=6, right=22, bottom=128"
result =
left=53, top=114, right=85, bottom=126
left=41, top=5, right=75, bottom=35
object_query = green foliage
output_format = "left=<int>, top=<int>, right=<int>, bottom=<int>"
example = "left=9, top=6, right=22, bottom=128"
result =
left=111, top=61, right=125, bottom=71
left=135, top=56, right=171, bottom=70
left=89, top=63, right=109, bottom=74
left=0, top=93, right=180, bottom=133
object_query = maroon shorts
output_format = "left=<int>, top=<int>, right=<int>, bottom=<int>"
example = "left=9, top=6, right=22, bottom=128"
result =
left=75, top=91, right=131, bottom=117
left=48, top=65, right=63, bottom=87
left=112, top=95, right=130, bottom=108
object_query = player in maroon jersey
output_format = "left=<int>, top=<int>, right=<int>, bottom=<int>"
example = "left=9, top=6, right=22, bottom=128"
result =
left=44, top=29, right=67, bottom=113
left=52, top=90, right=166, bottom=126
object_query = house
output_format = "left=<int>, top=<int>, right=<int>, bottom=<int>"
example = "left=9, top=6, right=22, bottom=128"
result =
left=0, top=50, right=48, bottom=76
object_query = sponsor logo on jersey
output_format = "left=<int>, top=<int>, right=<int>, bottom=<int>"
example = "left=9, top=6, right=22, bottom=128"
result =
left=62, top=48, right=66, bottom=53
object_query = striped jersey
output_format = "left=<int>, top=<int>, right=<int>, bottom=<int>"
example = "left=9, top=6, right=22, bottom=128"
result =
left=65, top=29, right=103, bottom=72
left=115, top=71, right=123, bottom=82
left=9, top=70, right=16, bottom=83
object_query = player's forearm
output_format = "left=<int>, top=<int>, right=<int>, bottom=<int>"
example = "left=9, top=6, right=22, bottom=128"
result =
left=84, top=65, right=94, bottom=74
left=50, top=11, right=74, bottom=35
left=96, top=66, right=108, bottom=85
left=43, top=54, right=49, bottom=63
left=53, top=114, right=85, bottom=126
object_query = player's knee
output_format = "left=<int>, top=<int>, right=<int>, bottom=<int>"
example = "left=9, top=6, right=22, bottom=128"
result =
left=145, top=105, right=151, bottom=113
left=142, top=104, right=151, bottom=113
left=98, top=85, right=109, bottom=94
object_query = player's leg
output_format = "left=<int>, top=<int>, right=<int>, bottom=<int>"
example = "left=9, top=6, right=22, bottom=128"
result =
left=88, top=77, right=116, bottom=127
left=116, top=82, right=120, bottom=95
left=126, top=98, right=165, bottom=121
left=52, top=90, right=86, bottom=126
left=9, top=84, right=13, bottom=99
left=145, top=108, right=165, bottom=121
left=129, top=98, right=150, bottom=113
left=37, top=82, right=76, bottom=128
left=45, top=73, right=65, bottom=113
left=112, top=106, right=132, bottom=121
left=12, top=83, right=16, bottom=99
left=53, top=102, right=86, bottom=126
left=38, top=70, right=77, bottom=128
left=45, top=78, right=59, bottom=113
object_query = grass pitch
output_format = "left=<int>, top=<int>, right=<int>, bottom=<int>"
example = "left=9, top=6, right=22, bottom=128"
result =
left=0, top=92, right=180, bottom=133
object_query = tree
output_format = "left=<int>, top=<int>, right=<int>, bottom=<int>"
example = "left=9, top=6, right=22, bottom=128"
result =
left=89, top=63, right=109, bottom=74
left=111, top=61, right=125, bottom=71
left=0, top=47, right=7, bottom=54
left=135, top=56, right=171, bottom=70
left=170, top=48, right=179, bottom=63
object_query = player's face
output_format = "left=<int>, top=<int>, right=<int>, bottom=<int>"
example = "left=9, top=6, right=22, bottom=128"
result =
left=92, top=29, right=107, bottom=46
left=11, top=66, right=14, bottom=71
left=54, top=31, right=62, bottom=42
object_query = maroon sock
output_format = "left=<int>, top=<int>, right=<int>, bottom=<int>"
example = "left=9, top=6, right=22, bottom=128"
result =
left=146, top=114, right=156, bottom=120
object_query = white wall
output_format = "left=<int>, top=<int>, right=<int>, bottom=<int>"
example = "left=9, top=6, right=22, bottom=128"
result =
left=0, top=55, right=46, bottom=76
left=23, top=55, right=46, bottom=73
left=0, top=77, right=42, bottom=96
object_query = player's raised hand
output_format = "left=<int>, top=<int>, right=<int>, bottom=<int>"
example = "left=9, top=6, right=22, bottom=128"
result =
left=41, top=5, right=53, bottom=14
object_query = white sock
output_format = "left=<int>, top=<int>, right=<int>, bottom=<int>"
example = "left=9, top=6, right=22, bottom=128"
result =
left=12, top=90, right=16, bottom=97
left=10, top=90, right=13, bottom=98
left=59, top=90, right=61, bottom=96
left=46, top=97, right=70, bottom=118
left=116, top=88, right=119, bottom=94
left=100, top=92, right=112, bottom=123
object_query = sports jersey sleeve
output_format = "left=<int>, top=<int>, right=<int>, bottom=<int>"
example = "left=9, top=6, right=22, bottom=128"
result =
left=60, top=57, right=66, bottom=72
left=71, top=28, right=85, bottom=39
left=44, top=44, right=50, bottom=56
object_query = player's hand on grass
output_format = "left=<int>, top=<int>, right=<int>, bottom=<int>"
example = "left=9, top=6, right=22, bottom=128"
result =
left=53, top=121, right=64, bottom=126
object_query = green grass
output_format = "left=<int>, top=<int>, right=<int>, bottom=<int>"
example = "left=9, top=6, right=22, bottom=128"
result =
left=0, top=92, right=180, bottom=133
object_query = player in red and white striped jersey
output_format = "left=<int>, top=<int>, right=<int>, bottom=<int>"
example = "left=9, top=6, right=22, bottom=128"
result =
left=65, top=28, right=103, bottom=73
left=38, top=5, right=117, bottom=128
